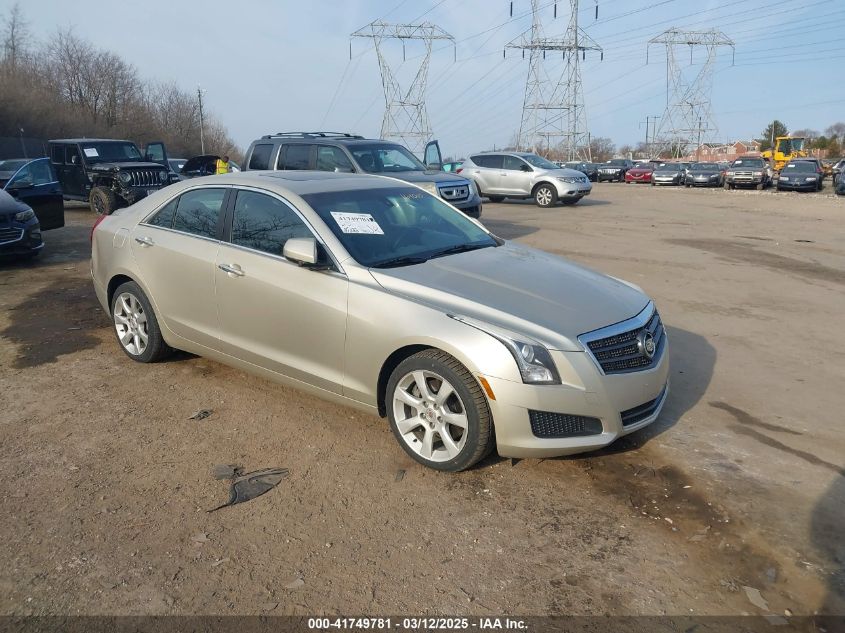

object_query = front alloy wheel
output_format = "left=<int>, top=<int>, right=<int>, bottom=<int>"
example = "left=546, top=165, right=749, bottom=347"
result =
left=534, top=184, right=557, bottom=207
left=387, top=349, right=494, bottom=471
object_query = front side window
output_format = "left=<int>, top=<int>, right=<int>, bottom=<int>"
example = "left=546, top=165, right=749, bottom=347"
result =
left=9, top=159, right=55, bottom=186
left=349, top=144, right=426, bottom=173
left=315, top=146, right=353, bottom=172
left=301, top=186, right=497, bottom=268
left=231, top=190, right=312, bottom=255
left=503, top=155, right=529, bottom=171
left=66, top=146, right=81, bottom=166
left=521, top=154, right=558, bottom=169
left=277, top=144, right=312, bottom=170
left=170, top=188, right=226, bottom=239
left=248, top=144, right=273, bottom=170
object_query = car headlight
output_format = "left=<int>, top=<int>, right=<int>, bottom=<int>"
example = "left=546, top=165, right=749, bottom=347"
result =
left=467, top=180, right=478, bottom=197
left=726, top=171, right=735, bottom=177
left=14, top=208, right=35, bottom=222
left=419, top=182, right=439, bottom=196
left=158, top=170, right=167, bottom=182
left=118, top=171, right=132, bottom=184
left=557, top=177, right=579, bottom=184
left=753, top=171, right=763, bottom=177
left=448, top=315, right=561, bottom=385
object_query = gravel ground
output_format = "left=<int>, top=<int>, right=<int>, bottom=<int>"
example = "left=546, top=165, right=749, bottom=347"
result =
left=0, top=184, right=843, bottom=617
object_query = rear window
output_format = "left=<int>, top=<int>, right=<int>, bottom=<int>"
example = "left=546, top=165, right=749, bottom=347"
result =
left=470, top=155, right=503, bottom=169
left=248, top=144, right=273, bottom=170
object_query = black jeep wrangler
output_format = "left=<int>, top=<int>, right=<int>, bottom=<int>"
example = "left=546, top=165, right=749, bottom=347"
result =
left=48, top=138, right=175, bottom=215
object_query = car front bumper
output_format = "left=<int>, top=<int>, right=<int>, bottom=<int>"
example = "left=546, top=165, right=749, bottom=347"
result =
left=597, top=170, right=623, bottom=180
left=625, top=173, right=652, bottom=183
left=450, top=192, right=483, bottom=216
left=688, top=176, right=721, bottom=186
left=777, top=180, right=817, bottom=190
left=652, top=177, right=681, bottom=185
left=553, top=181, right=592, bottom=199
left=482, top=343, right=670, bottom=458
left=0, top=221, right=43, bottom=256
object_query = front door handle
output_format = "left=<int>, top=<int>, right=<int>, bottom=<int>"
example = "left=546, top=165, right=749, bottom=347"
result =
left=218, top=263, right=245, bottom=277
left=134, top=236, right=154, bottom=247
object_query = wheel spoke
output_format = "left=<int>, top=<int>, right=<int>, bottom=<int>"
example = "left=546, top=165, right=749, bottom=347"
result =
left=434, top=381, right=454, bottom=406
left=395, top=388, right=422, bottom=410
left=439, top=429, right=460, bottom=458
left=120, top=331, right=133, bottom=345
left=120, top=296, right=132, bottom=316
left=419, top=428, right=434, bottom=458
left=136, top=311, right=147, bottom=325
left=396, top=415, right=423, bottom=435
left=133, top=333, right=141, bottom=352
left=412, top=371, right=434, bottom=401
left=138, top=329, right=149, bottom=344
left=442, top=412, right=468, bottom=429
left=114, top=314, right=130, bottom=326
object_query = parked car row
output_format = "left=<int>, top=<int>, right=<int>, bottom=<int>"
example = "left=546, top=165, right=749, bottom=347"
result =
left=0, top=157, right=65, bottom=258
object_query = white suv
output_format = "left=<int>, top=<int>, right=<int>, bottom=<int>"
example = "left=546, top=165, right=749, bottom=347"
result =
left=461, top=152, right=592, bottom=207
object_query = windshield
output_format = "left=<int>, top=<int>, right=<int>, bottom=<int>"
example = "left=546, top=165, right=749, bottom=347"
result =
left=0, top=159, right=28, bottom=173
left=691, top=163, right=719, bottom=171
left=655, top=164, right=680, bottom=172
left=521, top=154, right=559, bottom=169
left=608, top=159, right=628, bottom=166
left=80, top=142, right=143, bottom=163
left=169, top=159, right=186, bottom=173
left=301, top=186, right=497, bottom=268
left=731, top=158, right=764, bottom=168
left=349, top=144, right=426, bottom=173
left=783, top=161, right=815, bottom=172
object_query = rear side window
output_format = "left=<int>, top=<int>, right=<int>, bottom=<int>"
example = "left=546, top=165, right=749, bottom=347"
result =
left=314, top=145, right=353, bottom=172
left=231, top=190, right=312, bottom=255
left=147, top=197, right=179, bottom=228
left=277, top=144, right=312, bottom=170
left=470, top=155, right=503, bottom=169
left=171, top=188, right=226, bottom=239
left=51, top=145, right=64, bottom=164
left=248, top=144, right=273, bottom=170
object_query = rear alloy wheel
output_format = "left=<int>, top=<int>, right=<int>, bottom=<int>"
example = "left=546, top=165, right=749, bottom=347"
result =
left=533, top=184, right=558, bottom=207
left=111, top=281, right=173, bottom=363
left=387, top=350, right=494, bottom=472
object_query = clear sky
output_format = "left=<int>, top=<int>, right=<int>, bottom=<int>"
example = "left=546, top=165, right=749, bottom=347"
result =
left=6, top=0, right=844, bottom=157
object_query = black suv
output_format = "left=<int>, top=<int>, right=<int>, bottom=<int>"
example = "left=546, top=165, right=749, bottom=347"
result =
left=49, top=138, right=174, bottom=215
left=597, top=158, right=634, bottom=182
left=242, top=132, right=482, bottom=217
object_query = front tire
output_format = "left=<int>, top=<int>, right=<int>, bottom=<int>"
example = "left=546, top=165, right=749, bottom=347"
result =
left=386, top=349, right=494, bottom=472
left=111, top=281, right=173, bottom=363
left=533, top=183, right=558, bottom=207
left=90, top=186, right=118, bottom=216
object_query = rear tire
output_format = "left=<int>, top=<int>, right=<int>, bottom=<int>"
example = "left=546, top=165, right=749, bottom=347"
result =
left=386, top=349, right=495, bottom=472
left=90, top=186, right=118, bottom=216
left=533, top=183, right=558, bottom=207
left=111, top=281, right=173, bottom=363
left=756, top=183, right=764, bottom=191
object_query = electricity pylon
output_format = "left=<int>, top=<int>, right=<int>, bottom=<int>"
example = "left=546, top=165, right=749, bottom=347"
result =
left=506, top=0, right=602, bottom=160
left=351, top=21, right=454, bottom=154
left=647, top=28, right=735, bottom=158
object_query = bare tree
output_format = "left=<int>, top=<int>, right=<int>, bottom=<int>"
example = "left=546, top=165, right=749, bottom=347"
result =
left=825, top=122, right=845, bottom=143
left=2, top=2, right=29, bottom=67
left=589, top=137, right=615, bottom=162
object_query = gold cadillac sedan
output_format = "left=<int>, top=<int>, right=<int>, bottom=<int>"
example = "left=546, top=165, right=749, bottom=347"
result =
left=91, top=171, right=668, bottom=471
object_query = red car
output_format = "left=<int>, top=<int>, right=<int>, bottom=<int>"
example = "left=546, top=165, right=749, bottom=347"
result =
left=625, top=163, right=654, bottom=184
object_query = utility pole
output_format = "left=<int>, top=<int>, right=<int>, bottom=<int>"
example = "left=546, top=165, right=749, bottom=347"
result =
left=19, top=127, right=26, bottom=158
left=506, top=0, right=602, bottom=161
left=647, top=28, right=734, bottom=158
left=351, top=21, right=454, bottom=155
left=197, top=86, right=206, bottom=154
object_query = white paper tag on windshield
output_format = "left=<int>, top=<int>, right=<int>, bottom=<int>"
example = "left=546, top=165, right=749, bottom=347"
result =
left=330, top=212, right=384, bottom=235
left=83, top=148, right=99, bottom=157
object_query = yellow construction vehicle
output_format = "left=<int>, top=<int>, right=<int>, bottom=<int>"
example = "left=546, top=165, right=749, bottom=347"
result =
left=761, top=136, right=808, bottom=171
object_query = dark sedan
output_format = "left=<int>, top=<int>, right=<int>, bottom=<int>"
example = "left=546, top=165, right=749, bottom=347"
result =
left=685, top=162, right=724, bottom=187
left=2, top=157, right=64, bottom=230
left=651, top=163, right=684, bottom=186
left=564, top=161, right=598, bottom=181
left=0, top=189, right=44, bottom=258
left=777, top=160, right=823, bottom=192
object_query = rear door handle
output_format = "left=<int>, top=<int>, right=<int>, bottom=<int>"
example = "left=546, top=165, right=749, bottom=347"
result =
left=134, top=236, right=154, bottom=247
left=218, top=263, right=245, bottom=277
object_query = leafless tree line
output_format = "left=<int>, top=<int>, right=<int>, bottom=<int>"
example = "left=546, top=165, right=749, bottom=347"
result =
left=0, top=3, right=241, bottom=159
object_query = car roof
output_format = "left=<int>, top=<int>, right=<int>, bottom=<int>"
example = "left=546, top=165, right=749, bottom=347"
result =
left=185, top=170, right=418, bottom=196
left=50, top=138, right=134, bottom=144
left=259, top=135, right=404, bottom=147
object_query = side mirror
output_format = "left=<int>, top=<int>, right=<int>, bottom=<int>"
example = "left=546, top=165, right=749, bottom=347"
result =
left=283, top=237, right=318, bottom=266
left=71, top=155, right=79, bottom=165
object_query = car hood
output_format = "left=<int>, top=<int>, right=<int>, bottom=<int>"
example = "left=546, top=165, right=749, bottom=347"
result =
left=691, top=170, right=720, bottom=176
left=385, top=171, right=471, bottom=184
left=369, top=242, right=649, bottom=351
left=90, top=161, right=167, bottom=171
left=628, top=168, right=653, bottom=175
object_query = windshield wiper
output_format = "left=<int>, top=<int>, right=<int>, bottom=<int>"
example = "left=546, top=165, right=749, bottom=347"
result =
left=371, top=255, right=430, bottom=268
left=429, top=243, right=493, bottom=260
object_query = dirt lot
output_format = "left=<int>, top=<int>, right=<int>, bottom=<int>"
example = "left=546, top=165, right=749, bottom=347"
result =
left=1, top=184, right=843, bottom=617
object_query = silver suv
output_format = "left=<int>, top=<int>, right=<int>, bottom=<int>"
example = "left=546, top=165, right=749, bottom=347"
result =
left=460, top=152, right=592, bottom=207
